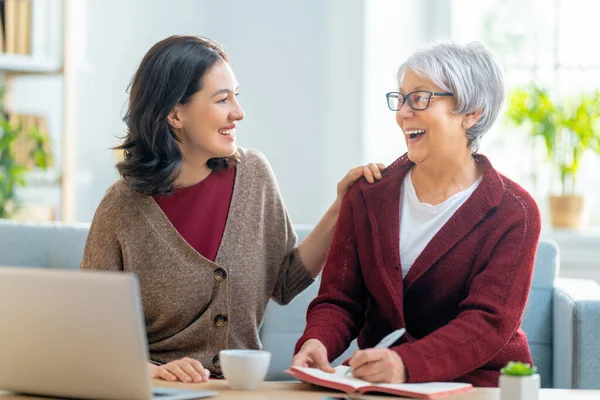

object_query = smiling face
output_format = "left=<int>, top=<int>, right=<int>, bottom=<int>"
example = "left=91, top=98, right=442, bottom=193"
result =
left=396, top=69, right=470, bottom=166
left=168, top=60, right=245, bottom=163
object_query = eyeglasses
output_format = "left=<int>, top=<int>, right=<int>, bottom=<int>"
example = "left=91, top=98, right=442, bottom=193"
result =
left=386, top=91, right=454, bottom=111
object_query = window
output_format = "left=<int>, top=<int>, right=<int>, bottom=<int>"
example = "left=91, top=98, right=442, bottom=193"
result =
left=451, top=0, right=600, bottom=224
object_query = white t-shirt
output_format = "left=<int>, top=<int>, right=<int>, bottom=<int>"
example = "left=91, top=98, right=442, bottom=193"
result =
left=399, top=170, right=482, bottom=278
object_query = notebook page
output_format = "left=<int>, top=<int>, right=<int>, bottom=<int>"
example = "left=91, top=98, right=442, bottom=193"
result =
left=369, top=381, right=472, bottom=395
left=291, top=365, right=371, bottom=390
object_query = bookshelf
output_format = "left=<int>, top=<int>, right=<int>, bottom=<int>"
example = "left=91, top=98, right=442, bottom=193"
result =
left=0, top=0, right=62, bottom=72
left=0, top=0, right=63, bottom=221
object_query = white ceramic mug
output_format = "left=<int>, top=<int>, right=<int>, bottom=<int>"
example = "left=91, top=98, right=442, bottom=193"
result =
left=219, top=349, right=271, bottom=390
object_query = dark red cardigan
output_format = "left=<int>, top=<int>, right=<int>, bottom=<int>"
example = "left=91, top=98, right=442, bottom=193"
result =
left=295, top=153, right=541, bottom=387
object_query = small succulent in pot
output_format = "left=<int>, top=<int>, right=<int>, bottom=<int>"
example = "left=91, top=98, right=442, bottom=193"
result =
left=500, top=361, right=538, bottom=377
left=499, top=361, right=540, bottom=400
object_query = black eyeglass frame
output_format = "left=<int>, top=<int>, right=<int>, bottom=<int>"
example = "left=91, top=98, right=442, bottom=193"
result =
left=386, top=91, right=454, bottom=111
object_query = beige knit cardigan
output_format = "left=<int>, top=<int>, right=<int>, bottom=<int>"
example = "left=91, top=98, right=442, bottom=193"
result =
left=80, top=148, right=314, bottom=375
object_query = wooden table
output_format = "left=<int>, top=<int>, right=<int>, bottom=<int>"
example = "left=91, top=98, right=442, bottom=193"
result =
left=1, top=380, right=600, bottom=399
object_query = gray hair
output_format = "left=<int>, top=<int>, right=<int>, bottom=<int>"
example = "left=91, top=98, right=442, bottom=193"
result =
left=397, top=42, right=505, bottom=153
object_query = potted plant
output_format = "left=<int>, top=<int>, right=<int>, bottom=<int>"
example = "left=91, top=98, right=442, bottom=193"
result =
left=499, top=361, right=540, bottom=400
left=0, top=113, right=53, bottom=219
left=505, top=84, right=600, bottom=228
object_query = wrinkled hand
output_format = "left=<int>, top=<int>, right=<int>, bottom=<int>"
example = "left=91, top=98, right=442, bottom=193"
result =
left=149, top=357, right=210, bottom=383
left=336, top=163, right=386, bottom=202
left=348, top=348, right=407, bottom=383
left=292, top=339, right=335, bottom=373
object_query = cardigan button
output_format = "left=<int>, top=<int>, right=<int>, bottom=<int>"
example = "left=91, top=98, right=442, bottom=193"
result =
left=214, top=314, right=228, bottom=327
left=214, top=268, right=227, bottom=281
left=212, top=354, right=220, bottom=368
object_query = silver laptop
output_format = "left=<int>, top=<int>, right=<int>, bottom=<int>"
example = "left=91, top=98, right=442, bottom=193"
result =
left=0, top=267, right=217, bottom=400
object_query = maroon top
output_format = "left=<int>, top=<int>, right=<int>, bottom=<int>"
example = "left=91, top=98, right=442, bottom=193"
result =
left=294, top=154, right=541, bottom=387
left=154, top=166, right=236, bottom=262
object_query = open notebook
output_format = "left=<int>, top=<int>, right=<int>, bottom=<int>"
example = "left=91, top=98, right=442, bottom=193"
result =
left=286, top=366, right=472, bottom=399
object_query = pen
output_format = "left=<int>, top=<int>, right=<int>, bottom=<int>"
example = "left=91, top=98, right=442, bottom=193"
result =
left=343, top=328, right=406, bottom=377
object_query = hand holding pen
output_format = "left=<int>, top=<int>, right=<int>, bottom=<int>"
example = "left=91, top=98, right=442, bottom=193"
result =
left=344, top=328, right=407, bottom=383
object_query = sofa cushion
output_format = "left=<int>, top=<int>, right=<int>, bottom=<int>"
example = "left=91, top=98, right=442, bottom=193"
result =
left=0, top=220, right=52, bottom=267
left=522, top=240, right=558, bottom=388
left=0, top=220, right=90, bottom=270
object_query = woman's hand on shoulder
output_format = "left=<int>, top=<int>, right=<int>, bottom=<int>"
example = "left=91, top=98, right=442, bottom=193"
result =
left=337, top=163, right=386, bottom=202
left=149, top=357, right=210, bottom=383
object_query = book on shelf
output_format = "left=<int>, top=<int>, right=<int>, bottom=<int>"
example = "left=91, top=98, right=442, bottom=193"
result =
left=2, top=0, right=31, bottom=55
left=16, top=0, right=31, bottom=54
left=0, top=3, right=4, bottom=52
left=4, top=0, right=17, bottom=53
left=286, top=365, right=473, bottom=399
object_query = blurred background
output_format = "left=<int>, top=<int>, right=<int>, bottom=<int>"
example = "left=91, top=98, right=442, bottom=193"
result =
left=1, top=0, right=600, bottom=280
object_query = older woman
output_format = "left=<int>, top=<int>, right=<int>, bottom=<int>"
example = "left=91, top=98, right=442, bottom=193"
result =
left=292, top=42, right=541, bottom=387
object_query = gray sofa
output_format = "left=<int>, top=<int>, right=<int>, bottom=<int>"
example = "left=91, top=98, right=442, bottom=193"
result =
left=1, top=219, right=599, bottom=388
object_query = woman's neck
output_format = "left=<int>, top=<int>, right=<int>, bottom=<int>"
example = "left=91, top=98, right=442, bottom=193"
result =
left=410, top=153, right=481, bottom=205
left=174, top=156, right=212, bottom=188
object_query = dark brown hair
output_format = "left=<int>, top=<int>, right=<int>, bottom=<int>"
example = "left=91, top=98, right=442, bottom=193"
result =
left=116, top=35, right=237, bottom=196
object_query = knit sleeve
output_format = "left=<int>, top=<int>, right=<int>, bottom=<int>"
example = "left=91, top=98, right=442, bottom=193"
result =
left=270, top=214, right=315, bottom=305
left=294, top=189, right=368, bottom=361
left=395, top=193, right=542, bottom=383
left=80, top=187, right=124, bottom=272
left=241, top=148, right=315, bottom=305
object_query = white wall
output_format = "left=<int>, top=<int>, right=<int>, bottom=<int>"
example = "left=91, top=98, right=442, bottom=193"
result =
left=362, top=0, right=451, bottom=166
left=67, top=0, right=367, bottom=224
left=201, top=0, right=365, bottom=223
left=66, top=0, right=214, bottom=222
left=322, top=0, right=366, bottom=208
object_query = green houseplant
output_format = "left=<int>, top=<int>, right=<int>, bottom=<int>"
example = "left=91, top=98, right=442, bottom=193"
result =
left=0, top=111, right=53, bottom=219
left=506, top=84, right=600, bottom=228
left=499, top=361, right=540, bottom=400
